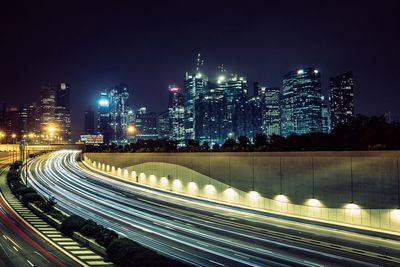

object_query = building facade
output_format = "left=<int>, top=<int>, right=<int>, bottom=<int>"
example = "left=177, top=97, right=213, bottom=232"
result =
left=281, top=68, right=323, bottom=137
left=329, top=71, right=354, bottom=130
left=168, top=85, right=185, bottom=145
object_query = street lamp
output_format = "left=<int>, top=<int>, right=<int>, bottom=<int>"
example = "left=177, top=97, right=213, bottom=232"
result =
left=11, top=133, right=17, bottom=144
left=126, top=125, right=137, bottom=143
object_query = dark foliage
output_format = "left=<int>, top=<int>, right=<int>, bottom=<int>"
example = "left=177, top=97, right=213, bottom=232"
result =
left=60, top=215, right=86, bottom=236
left=95, top=228, right=118, bottom=248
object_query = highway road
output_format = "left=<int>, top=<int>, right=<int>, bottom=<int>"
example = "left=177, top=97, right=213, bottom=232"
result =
left=27, top=150, right=400, bottom=267
left=0, top=154, right=83, bottom=267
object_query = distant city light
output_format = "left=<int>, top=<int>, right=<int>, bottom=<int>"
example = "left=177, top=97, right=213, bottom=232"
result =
left=98, top=98, right=110, bottom=107
left=297, top=69, right=304, bottom=75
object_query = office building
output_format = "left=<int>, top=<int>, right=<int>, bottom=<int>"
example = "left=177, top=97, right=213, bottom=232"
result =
left=216, top=73, right=248, bottom=139
left=40, top=85, right=56, bottom=134
left=281, top=68, right=323, bottom=137
left=184, top=72, right=208, bottom=141
left=97, top=91, right=112, bottom=144
left=157, top=110, right=170, bottom=140
left=259, top=87, right=281, bottom=137
left=55, top=82, right=71, bottom=141
left=195, top=88, right=226, bottom=145
left=329, top=72, right=354, bottom=130
left=84, top=107, right=96, bottom=135
left=135, top=107, right=158, bottom=140
left=168, top=85, right=185, bottom=144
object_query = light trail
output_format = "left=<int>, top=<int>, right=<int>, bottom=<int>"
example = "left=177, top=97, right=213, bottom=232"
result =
left=26, top=150, right=400, bottom=267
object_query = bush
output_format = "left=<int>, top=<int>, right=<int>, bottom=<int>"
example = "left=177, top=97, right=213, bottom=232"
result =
left=106, top=238, right=186, bottom=267
left=60, top=215, right=86, bottom=237
left=106, top=238, right=145, bottom=266
left=80, top=220, right=103, bottom=238
left=13, top=186, right=36, bottom=197
left=21, top=193, right=44, bottom=206
left=49, top=209, right=67, bottom=222
left=95, top=228, right=118, bottom=248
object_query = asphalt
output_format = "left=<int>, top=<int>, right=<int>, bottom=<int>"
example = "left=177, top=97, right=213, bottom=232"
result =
left=27, top=150, right=400, bottom=267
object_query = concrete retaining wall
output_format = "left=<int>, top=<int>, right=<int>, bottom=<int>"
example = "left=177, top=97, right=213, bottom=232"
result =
left=84, top=152, right=400, bottom=233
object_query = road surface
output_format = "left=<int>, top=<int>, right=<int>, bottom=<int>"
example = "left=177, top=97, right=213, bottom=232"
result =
left=27, top=150, right=400, bottom=267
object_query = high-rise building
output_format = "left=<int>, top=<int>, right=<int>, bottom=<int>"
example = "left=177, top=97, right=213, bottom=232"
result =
left=96, top=84, right=131, bottom=144
left=27, top=102, right=41, bottom=136
left=281, top=68, right=323, bottom=137
left=168, top=85, right=185, bottom=145
left=195, top=88, right=226, bottom=145
left=157, top=110, right=170, bottom=140
left=55, top=82, right=71, bottom=141
left=40, top=85, right=56, bottom=134
left=321, top=104, right=331, bottom=133
left=245, top=96, right=263, bottom=140
left=260, top=87, right=281, bottom=137
left=184, top=72, right=208, bottom=141
left=109, top=84, right=130, bottom=144
left=135, top=107, right=158, bottom=140
left=19, top=105, right=28, bottom=138
left=215, top=73, right=248, bottom=139
left=329, top=72, right=354, bottom=130
left=84, top=107, right=95, bottom=135
left=97, top=91, right=111, bottom=144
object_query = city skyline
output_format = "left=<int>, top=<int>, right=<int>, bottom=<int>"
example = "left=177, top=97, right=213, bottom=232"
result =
left=1, top=1, right=400, bottom=138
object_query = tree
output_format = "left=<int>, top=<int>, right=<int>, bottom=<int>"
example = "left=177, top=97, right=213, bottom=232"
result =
left=253, top=133, right=268, bottom=148
left=60, top=215, right=86, bottom=237
left=238, top=136, right=250, bottom=148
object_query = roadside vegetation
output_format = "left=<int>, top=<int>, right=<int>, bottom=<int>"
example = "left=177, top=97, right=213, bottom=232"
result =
left=6, top=161, right=186, bottom=266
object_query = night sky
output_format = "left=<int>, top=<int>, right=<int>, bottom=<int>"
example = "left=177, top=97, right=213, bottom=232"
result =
left=2, top=1, right=400, bottom=139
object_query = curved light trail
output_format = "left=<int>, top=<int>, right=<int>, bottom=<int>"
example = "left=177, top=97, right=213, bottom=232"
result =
left=26, top=150, right=400, bottom=267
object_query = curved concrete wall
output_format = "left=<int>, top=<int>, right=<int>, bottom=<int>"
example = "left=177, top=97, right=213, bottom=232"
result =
left=83, top=154, right=400, bottom=234
left=85, top=151, right=400, bottom=209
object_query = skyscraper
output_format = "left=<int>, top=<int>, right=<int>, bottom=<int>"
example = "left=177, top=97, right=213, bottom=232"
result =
left=329, top=72, right=354, bottom=130
left=55, top=82, right=71, bottom=141
left=195, top=88, right=226, bottom=145
left=215, top=73, right=248, bottom=139
left=84, top=107, right=95, bottom=135
left=109, top=84, right=130, bottom=144
left=97, top=91, right=111, bottom=144
left=281, top=68, right=323, bottom=137
left=184, top=72, right=208, bottom=141
left=40, top=85, right=56, bottom=135
left=27, top=102, right=41, bottom=136
left=168, top=85, right=185, bottom=145
left=157, top=110, right=170, bottom=140
left=135, top=107, right=158, bottom=140
left=260, top=87, right=281, bottom=137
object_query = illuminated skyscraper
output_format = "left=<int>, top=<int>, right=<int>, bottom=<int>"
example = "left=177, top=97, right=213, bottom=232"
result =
left=55, top=82, right=71, bottom=141
left=109, top=84, right=130, bottom=144
left=329, top=72, right=354, bottom=130
left=157, top=110, right=170, bottom=140
left=168, top=85, right=185, bottom=145
left=281, top=68, right=323, bottom=137
left=195, top=88, right=226, bottom=145
left=184, top=72, right=208, bottom=141
left=135, top=107, right=158, bottom=140
left=40, top=85, right=56, bottom=134
left=215, top=73, right=248, bottom=139
left=259, top=87, right=281, bottom=137
left=97, top=91, right=111, bottom=144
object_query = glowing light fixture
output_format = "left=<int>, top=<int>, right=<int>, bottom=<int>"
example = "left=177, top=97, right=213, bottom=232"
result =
left=275, top=194, right=289, bottom=203
left=345, top=202, right=360, bottom=210
left=306, top=198, right=322, bottom=207
left=392, top=209, right=400, bottom=219
left=249, top=191, right=260, bottom=201
left=297, top=69, right=304, bottom=75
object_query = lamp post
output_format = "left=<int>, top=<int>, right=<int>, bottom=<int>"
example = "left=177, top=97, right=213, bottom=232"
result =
left=0, top=132, right=5, bottom=144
